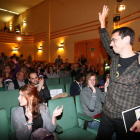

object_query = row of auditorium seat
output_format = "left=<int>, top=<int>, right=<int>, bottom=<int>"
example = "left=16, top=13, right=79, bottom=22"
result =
left=0, top=75, right=103, bottom=140
left=46, top=75, right=103, bottom=86
left=0, top=96, right=98, bottom=140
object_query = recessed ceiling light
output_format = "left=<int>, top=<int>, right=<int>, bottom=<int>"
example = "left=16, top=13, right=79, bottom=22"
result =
left=0, top=8, right=19, bottom=15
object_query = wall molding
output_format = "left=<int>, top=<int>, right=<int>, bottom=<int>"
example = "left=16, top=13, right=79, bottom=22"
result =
left=115, top=10, right=140, bottom=27
left=50, top=19, right=101, bottom=40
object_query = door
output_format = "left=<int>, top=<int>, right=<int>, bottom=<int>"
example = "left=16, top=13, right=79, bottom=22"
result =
left=74, top=39, right=107, bottom=74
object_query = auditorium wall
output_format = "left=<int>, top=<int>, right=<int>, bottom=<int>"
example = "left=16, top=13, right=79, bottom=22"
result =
left=2, top=0, right=140, bottom=64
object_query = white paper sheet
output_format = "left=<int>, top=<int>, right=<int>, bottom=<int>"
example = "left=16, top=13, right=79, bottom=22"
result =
left=50, top=89, right=63, bottom=98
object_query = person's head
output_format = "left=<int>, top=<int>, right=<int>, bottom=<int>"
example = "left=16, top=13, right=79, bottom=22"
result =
left=18, top=84, right=43, bottom=119
left=4, top=65, right=11, bottom=73
left=40, top=63, right=44, bottom=69
left=16, top=71, right=25, bottom=82
left=73, top=64, right=78, bottom=71
left=75, top=73, right=85, bottom=84
left=60, top=64, right=65, bottom=71
left=58, top=55, right=61, bottom=59
left=110, top=27, right=135, bottom=54
left=86, top=72, right=98, bottom=87
left=103, top=70, right=110, bottom=81
left=21, top=66, right=28, bottom=74
left=48, top=65, right=54, bottom=73
left=28, top=72, right=38, bottom=85
left=20, top=54, right=23, bottom=58
left=1, top=52, right=4, bottom=56
left=81, top=64, right=86, bottom=70
left=90, top=66, right=95, bottom=72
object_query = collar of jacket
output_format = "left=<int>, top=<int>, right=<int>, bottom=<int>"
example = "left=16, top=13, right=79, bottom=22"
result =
left=111, top=52, right=140, bottom=81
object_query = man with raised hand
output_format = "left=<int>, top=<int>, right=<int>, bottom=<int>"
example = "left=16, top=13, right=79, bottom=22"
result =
left=97, top=5, right=140, bottom=140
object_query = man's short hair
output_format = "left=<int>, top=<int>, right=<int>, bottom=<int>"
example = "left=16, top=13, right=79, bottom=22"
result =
left=112, top=27, right=135, bottom=46
left=28, top=71, right=38, bottom=79
left=75, top=73, right=85, bottom=82
left=16, top=70, right=24, bottom=76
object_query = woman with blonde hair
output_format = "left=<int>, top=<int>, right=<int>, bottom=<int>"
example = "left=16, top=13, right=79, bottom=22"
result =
left=13, top=84, right=63, bottom=140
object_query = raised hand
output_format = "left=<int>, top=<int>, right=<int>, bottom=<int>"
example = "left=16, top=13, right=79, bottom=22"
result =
left=37, top=78, right=44, bottom=91
left=25, top=107, right=33, bottom=122
left=99, top=5, right=109, bottom=28
left=53, top=105, right=63, bottom=117
left=12, top=58, right=17, bottom=63
left=104, top=78, right=109, bottom=92
left=57, top=69, right=60, bottom=74
left=105, top=78, right=109, bottom=88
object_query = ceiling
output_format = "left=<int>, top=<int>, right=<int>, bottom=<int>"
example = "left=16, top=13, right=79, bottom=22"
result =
left=0, top=0, right=45, bottom=23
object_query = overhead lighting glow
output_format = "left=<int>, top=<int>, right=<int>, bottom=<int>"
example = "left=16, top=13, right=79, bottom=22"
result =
left=0, top=8, right=19, bottom=15
left=17, top=37, right=21, bottom=41
left=0, top=8, right=8, bottom=11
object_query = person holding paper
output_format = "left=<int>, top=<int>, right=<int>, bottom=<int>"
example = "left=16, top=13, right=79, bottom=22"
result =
left=29, top=72, right=51, bottom=103
left=13, top=84, right=63, bottom=140
left=97, top=5, right=140, bottom=140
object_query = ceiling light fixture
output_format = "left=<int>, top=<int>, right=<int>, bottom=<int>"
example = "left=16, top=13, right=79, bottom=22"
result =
left=0, top=8, right=19, bottom=15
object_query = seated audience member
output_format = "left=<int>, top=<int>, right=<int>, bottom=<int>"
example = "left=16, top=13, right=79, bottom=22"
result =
left=38, top=66, right=45, bottom=81
left=71, top=64, right=81, bottom=77
left=80, top=64, right=88, bottom=75
left=55, top=55, right=63, bottom=67
left=2, top=58, right=20, bottom=81
left=8, top=71, right=28, bottom=90
left=28, top=54, right=32, bottom=62
left=65, top=58, right=71, bottom=71
left=46, top=65, right=59, bottom=78
left=99, top=70, right=110, bottom=92
left=21, top=66, right=29, bottom=80
left=58, top=64, right=69, bottom=78
left=13, top=84, right=63, bottom=140
left=70, top=73, right=85, bottom=96
left=28, top=72, right=50, bottom=103
left=18, top=54, right=24, bottom=63
left=89, top=66, right=99, bottom=75
left=80, top=72, right=109, bottom=130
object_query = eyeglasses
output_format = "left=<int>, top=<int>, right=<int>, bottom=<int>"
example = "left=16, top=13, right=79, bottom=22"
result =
left=111, top=38, right=121, bottom=43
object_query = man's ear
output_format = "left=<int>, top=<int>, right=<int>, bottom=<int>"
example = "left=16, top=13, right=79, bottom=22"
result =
left=124, top=36, right=130, bottom=45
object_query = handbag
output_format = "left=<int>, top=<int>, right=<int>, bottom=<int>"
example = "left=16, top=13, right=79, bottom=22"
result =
left=31, top=128, right=54, bottom=140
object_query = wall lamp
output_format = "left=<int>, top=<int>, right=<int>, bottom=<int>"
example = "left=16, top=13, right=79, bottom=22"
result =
left=13, top=47, right=18, bottom=52
left=10, top=24, right=12, bottom=29
left=58, top=42, right=64, bottom=49
left=117, top=5, right=125, bottom=13
left=23, top=20, right=26, bottom=26
left=38, top=45, right=42, bottom=51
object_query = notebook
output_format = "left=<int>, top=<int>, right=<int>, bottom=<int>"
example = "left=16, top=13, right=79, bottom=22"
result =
left=122, top=106, right=140, bottom=133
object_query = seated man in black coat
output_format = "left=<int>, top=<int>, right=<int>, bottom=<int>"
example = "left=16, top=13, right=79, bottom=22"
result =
left=70, top=73, right=85, bottom=96
left=8, top=70, right=28, bottom=90
left=28, top=71, right=51, bottom=103
left=71, top=63, right=81, bottom=77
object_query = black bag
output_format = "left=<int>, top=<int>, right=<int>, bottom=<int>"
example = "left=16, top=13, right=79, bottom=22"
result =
left=31, top=128, right=54, bottom=140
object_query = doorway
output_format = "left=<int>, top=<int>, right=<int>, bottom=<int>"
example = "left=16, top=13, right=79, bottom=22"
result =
left=74, top=38, right=108, bottom=75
